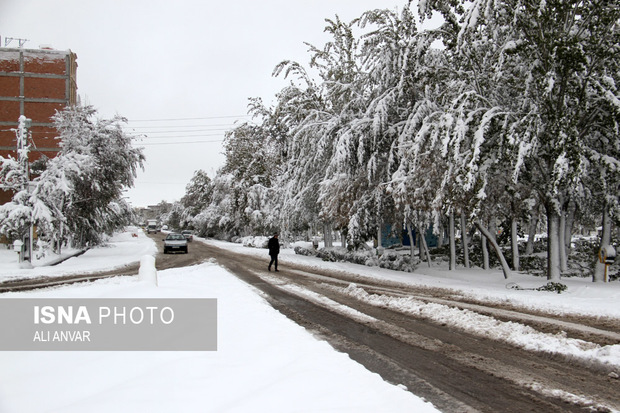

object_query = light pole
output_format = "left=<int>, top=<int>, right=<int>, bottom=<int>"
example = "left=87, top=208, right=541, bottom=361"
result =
left=16, top=116, right=33, bottom=265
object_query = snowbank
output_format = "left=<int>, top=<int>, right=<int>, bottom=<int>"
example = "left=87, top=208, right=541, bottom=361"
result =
left=339, top=283, right=620, bottom=369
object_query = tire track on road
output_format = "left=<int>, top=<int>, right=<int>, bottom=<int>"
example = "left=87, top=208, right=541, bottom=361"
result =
left=203, top=243, right=618, bottom=413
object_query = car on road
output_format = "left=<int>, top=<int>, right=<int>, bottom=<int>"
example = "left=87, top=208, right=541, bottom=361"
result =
left=163, top=233, right=188, bottom=254
left=181, top=230, right=194, bottom=242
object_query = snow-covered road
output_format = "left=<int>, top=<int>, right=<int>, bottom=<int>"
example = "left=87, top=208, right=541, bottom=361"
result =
left=204, top=240, right=620, bottom=412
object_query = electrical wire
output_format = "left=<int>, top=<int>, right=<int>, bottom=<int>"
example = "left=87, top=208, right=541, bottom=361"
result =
left=134, top=139, right=224, bottom=146
left=127, top=115, right=250, bottom=122
left=128, top=128, right=231, bottom=134
left=126, top=123, right=238, bottom=129
left=131, top=132, right=227, bottom=140
left=2, top=114, right=248, bottom=147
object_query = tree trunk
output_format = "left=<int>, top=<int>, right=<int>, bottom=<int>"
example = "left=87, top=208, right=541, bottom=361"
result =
left=565, top=200, right=576, bottom=257
left=593, top=204, right=611, bottom=282
left=475, top=221, right=512, bottom=279
left=417, top=230, right=423, bottom=261
left=406, top=223, right=416, bottom=260
left=525, top=214, right=538, bottom=255
left=481, top=230, right=489, bottom=270
left=449, top=213, right=456, bottom=270
left=56, top=198, right=65, bottom=255
left=323, top=223, right=333, bottom=248
left=418, top=224, right=432, bottom=267
left=511, top=217, right=519, bottom=271
left=56, top=221, right=63, bottom=256
left=461, top=212, right=470, bottom=268
left=437, top=221, right=445, bottom=246
left=546, top=207, right=562, bottom=281
left=489, top=218, right=497, bottom=243
left=377, top=223, right=382, bottom=249
left=559, top=210, right=567, bottom=273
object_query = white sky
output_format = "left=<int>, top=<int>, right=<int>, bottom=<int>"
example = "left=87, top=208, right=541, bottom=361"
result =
left=0, top=0, right=408, bottom=208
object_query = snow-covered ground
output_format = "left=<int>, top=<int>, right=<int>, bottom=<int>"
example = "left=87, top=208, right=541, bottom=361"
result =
left=215, top=237, right=620, bottom=371
left=0, top=229, right=438, bottom=413
left=223, top=236, right=620, bottom=320
left=1, top=228, right=618, bottom=412
left=0, top=230, right=157, bottom=281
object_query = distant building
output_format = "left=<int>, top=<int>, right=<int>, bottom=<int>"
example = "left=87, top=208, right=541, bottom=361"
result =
left=0, top=45, right=78, bottom=204
left=132, top=203, right=174, bottom=227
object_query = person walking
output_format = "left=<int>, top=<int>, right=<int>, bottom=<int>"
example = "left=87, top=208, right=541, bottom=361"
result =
left=268, top=233, right=280, bottom=272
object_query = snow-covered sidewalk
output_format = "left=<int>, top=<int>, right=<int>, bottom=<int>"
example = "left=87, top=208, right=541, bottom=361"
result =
left=0, top=230, right=438, bottom=413
left=210, top=237, right=620, bottom=320
left=0, top=229, right=156, bottom=281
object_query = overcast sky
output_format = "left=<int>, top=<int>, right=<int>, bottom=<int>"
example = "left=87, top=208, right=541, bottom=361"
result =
left=1, top=0, right=407, bottom=208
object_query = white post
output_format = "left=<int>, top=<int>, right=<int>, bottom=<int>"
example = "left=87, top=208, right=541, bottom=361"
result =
left=138, top=255, right=158, bottom=286
left=13, top=239, right=24, bottom=264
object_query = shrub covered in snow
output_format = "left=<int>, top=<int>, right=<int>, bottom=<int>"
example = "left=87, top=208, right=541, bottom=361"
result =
left=293, top=246, right=316, bottom=257
left=377, top=250, right=417, bottom=272
left=294, top=246, right=417, bottom=272
left=536, top=282, right=568, bottom=294
left=233, top=236, right=269, bottom=249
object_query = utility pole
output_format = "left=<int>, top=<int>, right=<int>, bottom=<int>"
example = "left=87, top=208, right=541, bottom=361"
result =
left=15, top=115, right=33, bottom=264
left=4, top=37, right=29, bottom=48
left=16, top=116, right=31, bottom=184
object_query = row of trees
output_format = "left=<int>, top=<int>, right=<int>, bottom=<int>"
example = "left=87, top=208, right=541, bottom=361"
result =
left=168, top=0, right=619, bottom=281
left=0, top=105, right=145, bottom=253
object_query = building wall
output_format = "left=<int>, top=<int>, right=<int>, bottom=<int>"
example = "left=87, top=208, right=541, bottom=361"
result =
left=0, top=47, right=78, bottom=204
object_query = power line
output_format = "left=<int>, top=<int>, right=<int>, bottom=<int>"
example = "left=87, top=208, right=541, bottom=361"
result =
left=1, top=130, right=228, bottom=140
left=133, top=133, right=226, bottom=140
left=125, top=123, right=239, bottom=129
left=127, top=115, right=250, bottom=122
left=135, top=139, right=224, bottom=146
left=134, top=181, right=190, bottom=185
left=137, top=136, right=224, bottom=140
left=130, top=128, right=231, bottom=134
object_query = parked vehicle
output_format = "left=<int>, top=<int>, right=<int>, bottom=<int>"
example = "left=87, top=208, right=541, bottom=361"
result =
left=163, top=233, right=188, bottom=254
left=181, top=230, right=194, bottom=242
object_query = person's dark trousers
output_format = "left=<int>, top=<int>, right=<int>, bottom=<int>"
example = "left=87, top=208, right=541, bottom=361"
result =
left=268, top=255, right=278, bottom=271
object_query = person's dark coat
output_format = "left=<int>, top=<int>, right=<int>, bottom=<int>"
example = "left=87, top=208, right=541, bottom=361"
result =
left=268, top=236, right=280, bottom=257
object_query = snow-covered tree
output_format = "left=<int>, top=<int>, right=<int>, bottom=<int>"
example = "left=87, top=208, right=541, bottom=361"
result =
left=181, top=170, right=213, bottom=218
left=186, top=1, right=618, bottom=281
left=271, top=62, right=329, bottom=236
left=166, top=169, right=215, bottom=231
left=0, top=116, right=33, bottom=242
left=193, top=173, right=236, bottom=238
left=306, top=16, right=375, bottom=244
left=49, top=106, right=145, bottom=247
left=415, top=0, right=620, bottom=280
left=202, top=112, right=283, bottom=237
left=0, top=106, right=145, bottom=251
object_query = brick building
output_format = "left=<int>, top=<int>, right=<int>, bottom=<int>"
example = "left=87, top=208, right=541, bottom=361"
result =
left=0, top=46, right=78, bottom=204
